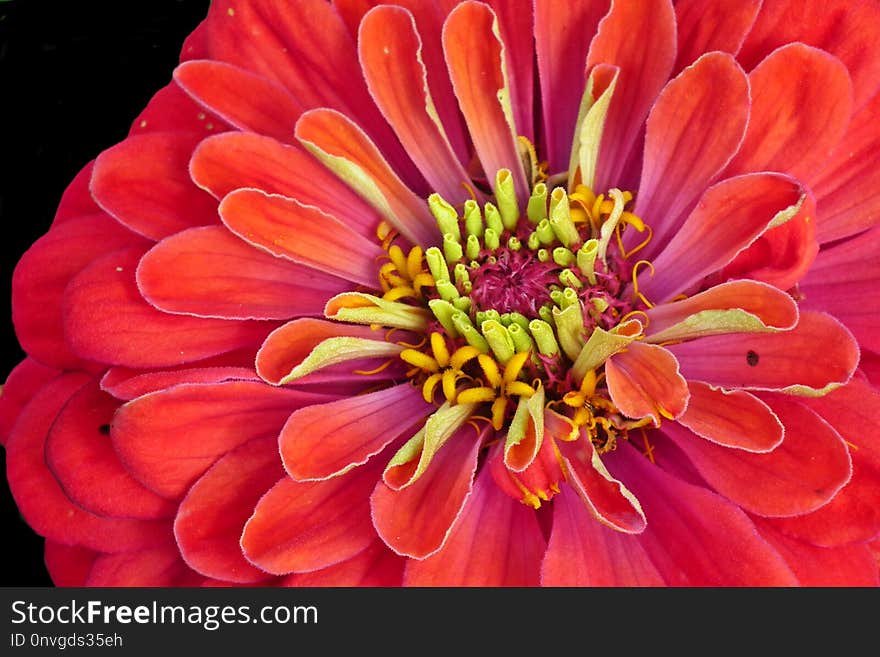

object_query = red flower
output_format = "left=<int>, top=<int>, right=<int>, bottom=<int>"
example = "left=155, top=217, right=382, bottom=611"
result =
left=4, top=0, right=880, bottom=586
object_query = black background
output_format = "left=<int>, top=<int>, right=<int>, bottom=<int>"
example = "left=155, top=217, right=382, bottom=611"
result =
left=0, top=0, right=211, bottom=587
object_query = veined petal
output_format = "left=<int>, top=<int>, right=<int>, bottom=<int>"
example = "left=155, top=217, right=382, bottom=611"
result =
left=280, top=384, right=432, bottom=481
left=664, top=397, right=852, bottom=518
left=137, top=226, right=350, bottom=320
left=442, top=1, right=529, bottom=199
left=295, top=108, right=436, bottom=246
left=0, top=359, right=60, bottom=446
left=503, top=385, right=545, bottom=472
left=324, top=292, right=430, bottom=331
left=371, top=426, right=482, bottom=559
left=403, top=462, right=546, bottom=586
left=129, top=80, right=230, bottom=135
left=605, top=342, right=689, bottom=424
left=677, top=382, right=783, bottom=452
left=668, top=311, right=859, bottom=396
left=100, top=361, right=259, bottom=401
left=673, top=0, right=761, bottom=73
left=52, top=161, right=102, bottom=224
left=359, top=6, right=473, bottom=205
left=645, top=280, right=799, bottom=344
left=218, top=188, right=384, bottom=286
left=282, top=540, right=405, bottom=587
left=86, top=544, right=203, bottom=587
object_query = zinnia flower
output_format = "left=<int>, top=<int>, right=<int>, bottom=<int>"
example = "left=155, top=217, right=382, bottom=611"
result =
left=4, top=0, right=880, bottom=587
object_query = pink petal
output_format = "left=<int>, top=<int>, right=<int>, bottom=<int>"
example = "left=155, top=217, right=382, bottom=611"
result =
left=754, top=518, right=880, bottom=586
left=358, top=6, right=474, bottom=204
left=738, top=0, right=880, bottom=110
left=668, top=311, right=859, bottom=395
left=534, top=0, right=610, bottom=173
left=723, top=43, right=853, bottom=185
left=240, top=457, right=384, bottom=575
left=664, top=397, right=852, bottom=517
left=371, top=427, right=482, bottom=559
left=175, top=436, right=281, bottom=583
left=281, top=383, right=432, bottom=481
left=112, top=381, right=335, bottom=499
left=44, top=381, right=175, bottom=520
left=218, top=188, right=383, bottom=286
left=541, top=486, right=663, bottom=586
left=129, top=80, right=231, bottom=136
left=0, top=358, right=60, bottom=446
left=86, top=544, right=203, bottom=586
left=44, top=542, right=98, bottom=587
left=585, top=0, right=676, bottom=191
left=602, top=443, right=798, bottom=585
left=635, top=52, right=750, bottom=259
left=90, top=132, right=219, bottom=240
left=174, top=60, right=304, bottom=141
left=673, top=0, right=761, bottom=73
left=189, top=132, right=381, bottom=235
left=63, top=247, right=272, bottom=368
left=295, top=108, right=436, bottom=246
left=677, top=381, right=783, bottom=452
left=442, top=1, right=529, bottom=198
left=640, top=173, right=805, bottom=303
left=800, top=224, right=880, bottom=352
left=605, top=342, right=689, bottom=424
left=12, top=213, right=150, bottom=369
left=138, top=225, right=350, bottom=320
left=282, top=540, right=405, bottom=587
left=557, top=438, right=647, bottom=534
left=5, top=373, right=172, bottom=552
left=403, top=463, right=546, bottom=586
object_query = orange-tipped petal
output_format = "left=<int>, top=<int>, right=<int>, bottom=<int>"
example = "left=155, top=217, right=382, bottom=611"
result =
left=606, top=342, right=689, bottom=424
left=673, top=0, right=761, bottom=73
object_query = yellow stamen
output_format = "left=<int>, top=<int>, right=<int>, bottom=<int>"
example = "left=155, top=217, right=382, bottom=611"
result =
left=411, top=272, right=435, bottom=294
left=491, top=396, right=508, bottom=430
left=502, top=351, right=530, bottom=383
left=388, top=244, right=408, bottom=274
left=422, top=373, right=442, bottom=404
left=399, top=349, right=439, bottom=372
left=457, top=387, right=498, bottom=404
left=383, top=286, right=417, bottom=302
left=631, top=259, right=656, bottom=309
left=505, top=381, right=536, bottom=398
left=477, top=354, right=502, bottom=388
left=352, top=359, right=395, bottom=376
left=406, top=246, right=424, bottom=280
left=430, top=333, right=450, bottom=368
left=450, top=345, right=481, bottom=370
left=441, top=368, right=459, bottom=402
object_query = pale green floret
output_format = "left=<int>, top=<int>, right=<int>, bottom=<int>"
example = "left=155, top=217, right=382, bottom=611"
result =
left=452, top=296, right=471, bottom=313
left=454, top=263, right=471, bottom=288
left=508, top=322, right=536, bottom=354
left=508, top=236, right=522, bottom=251
left=561, top=286, right=580, bottom=309
left=499, top=312, right=512, bottom=326
left=549, top=187, right=580, bottom=247
left=539, top=305, right=555, bottom=325
left=577, top=239, right=599, bottom=285
left=428, top=298, right=460, bottom=336
left=508, top=312, right=530, bottom=330
left=550, top=289, right=565, bottom=307
left=559, top=268, right=583, bottom=289
left=495, top=169, right=520, bottom=231
left=429, top=193, right=461, bottom=241
left=461, top=280, right=473, bottom=294
left=590, top=297, right=610, bottom=313
left=529, top=319, right=560, bottom=356
left=483, top=308, right=501, bottom=323
left=452, top=312, right=490, bottom=352
left=484, top=227, right=500, bottom=250
left=484, top=202, right=504, bottom=235
left=443, top=233, right=463, bottom=264
left=536, top=219, right=555, bottom=245
left=537, top=248, right=550, bottom=263
left=464, top=199, right=483, bottom=238
left=527, top=232, right=541, bottom=251
left=527, top=182, right=548, bottom=224
left=475, top=310, right=488, bottom=326
left=436, top=278, right=460, bottom=302
left=466, top=233, right=481, bottom=260
left=553, top=302, right=587, bottom=361
left=425, top=246, right=450, bottom=282
left=482, top=319, right=516, bottom=364
left=553, top=247, right=575, bottom=267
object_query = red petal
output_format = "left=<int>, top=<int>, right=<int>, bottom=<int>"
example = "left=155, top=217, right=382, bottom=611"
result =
left=641, top=173, right=805, bottom=303
left=371, top=427, right=481, bottom=559
left=673, top=0, right=761, bottom=73
left=112, top=381, right=334, bottom=498
left=174, top=60, right=303, bottom=140
left=241, top=458, right=383, bottom=575
left=602, top=444, right=798, bottom=585
left=175, top=436, right=280, bottom=583
left=541, top=486, right=663, bottom=586
left=800, top=225, right=880, bottom=352
left=442, top=1, right=529, bottom=198
left=0, top=358, right=60, bottom=446
left=5, top=373, right=172, bottom=552
left=724, top=44, right=853, bottom=185
left=754, top=519, right=880, bottom=586
left=557, top=438, right=647, bottom=534
left=190, top=132, right=381, bottom=235
left=44, top=542, right=98, bottom=587
left=86, top=544, right=203, bottom=586
left=129, top=80, right=231, bottom=136
left=402, top=463, right=546, bottom=585
left=677, top=382, right=783, bottom=452
left=63, top=248, right=272, bottom=368
left=668, top=311, right=859, bottom=394
left=665, top=397, right=852, bottom=517
left=359, top=6, right=474, bottom=204
left=52, top=161, right=101, bottom=224
left=534, top=0, right=609, bottom=172
left=738, top=0, right=880, bottom=110
left=281, top=383, right=431, bottom=481
left=585, top=0, right=676, bottom=191
left=636, top=52, right=749, bottom=259
left=219, top=188, right=383, bottom=286
left=606, top=342, right=689, bottom=424
left=45, top=381, right=175, bottom=520
left=12, top=213, right=150, bottom=369
left=90, top=132, right=219, bottom=240
left=282, top=540, right=405, bottom=587
left=138, top=225, right=349, bottom=320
